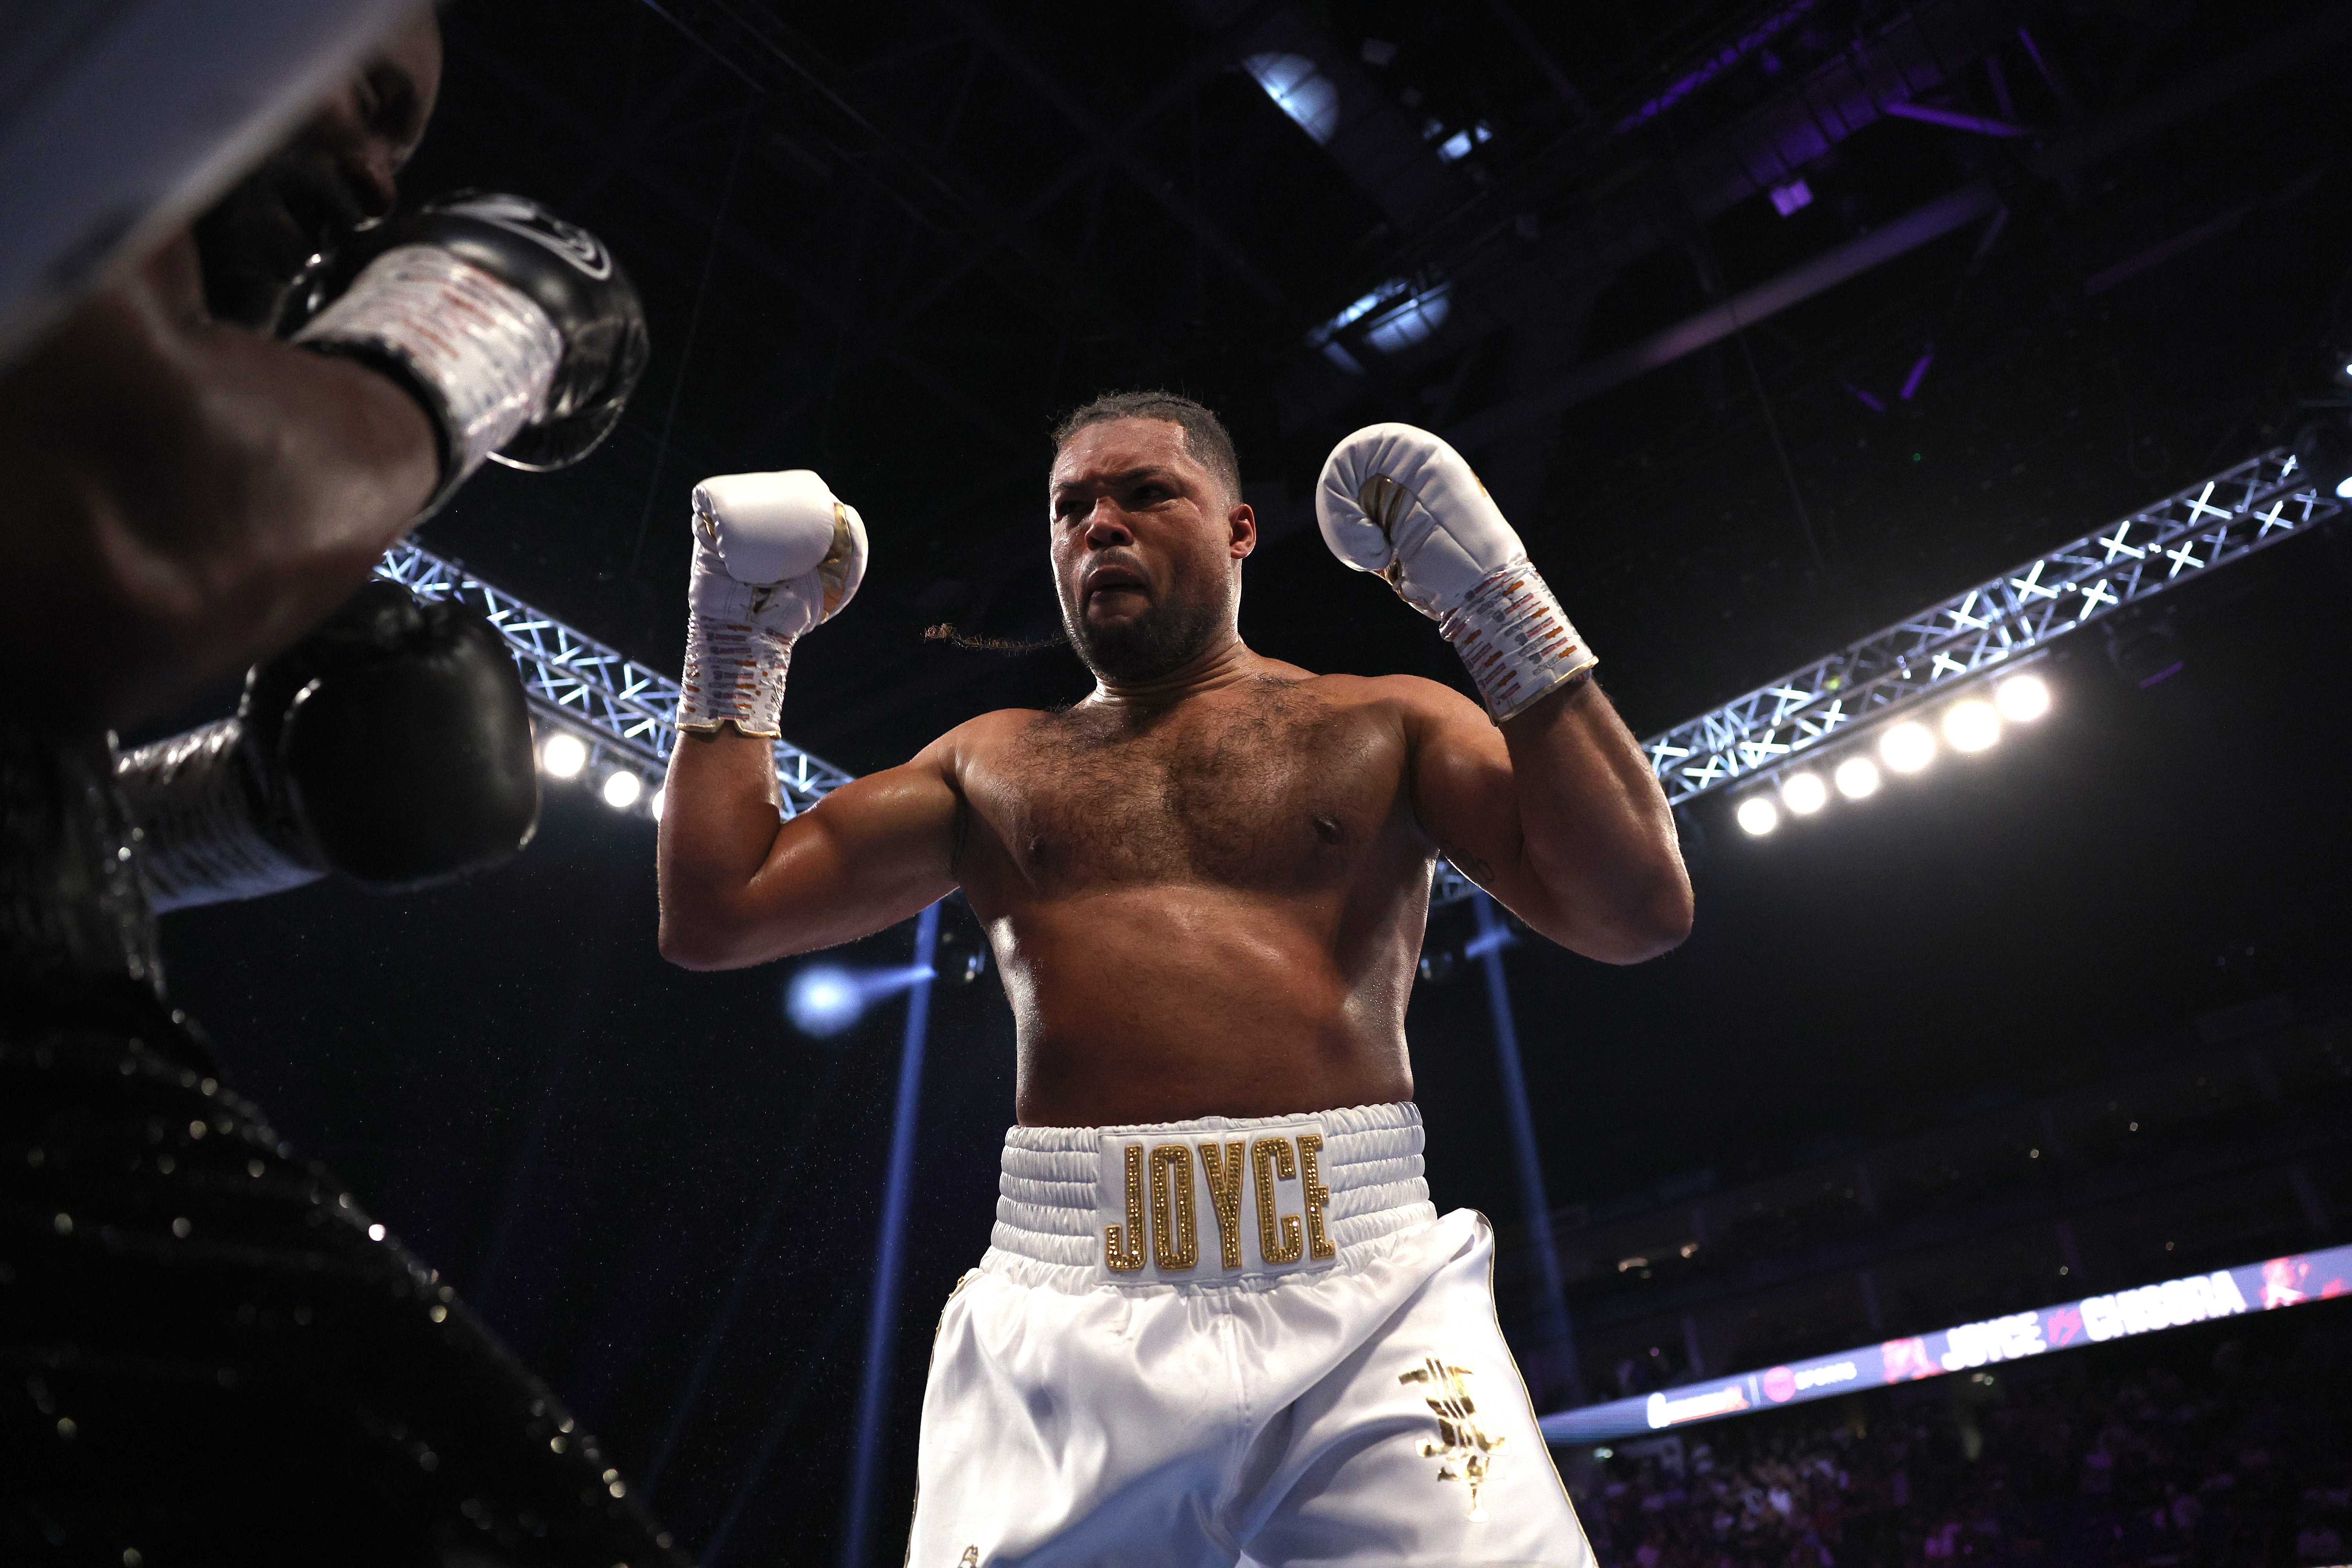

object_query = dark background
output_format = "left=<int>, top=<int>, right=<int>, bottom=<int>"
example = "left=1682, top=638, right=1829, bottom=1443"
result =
left=145, top=0, right=2352, bottom=1559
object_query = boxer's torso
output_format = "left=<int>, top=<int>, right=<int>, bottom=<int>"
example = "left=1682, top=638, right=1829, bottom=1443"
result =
left=943, top=661, right=1441, bottom=1127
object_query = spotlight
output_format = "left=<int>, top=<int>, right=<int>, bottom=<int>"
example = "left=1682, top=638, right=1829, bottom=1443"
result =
left=1994, top=673, right=2051, bottom=722
left=1880, top=720, right=1935, bottom=773
left=601, top=770, right=643, bottom=810
left=540, top=732, right=587, bottom=779
left=1735, top=796, right=1780, bottom=836
left=787, top=965, right=863, bottom=1036
left=1833, top=757, right=1881, bottom=799
left=782, top=959, right=936, bottom=1037
left=648, top=787, right=666, bottom=822
left=1780, top=771, right=1828, bottom=816
left=1944, top=699, right=2001, bottom=753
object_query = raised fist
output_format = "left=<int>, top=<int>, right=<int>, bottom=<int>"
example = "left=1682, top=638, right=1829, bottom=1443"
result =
left=677, top=470, right=868, bottom=737
left=292, top=191, right=649, bottom=511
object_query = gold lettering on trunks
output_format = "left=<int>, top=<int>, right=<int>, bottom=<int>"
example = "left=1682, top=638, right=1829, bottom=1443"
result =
left=1149, top=1143, right=1198, bottom=1270
left=1296, top=1131, right=1336, bottom=1261
left=1196, top=1140, right=1247, bottom=1269
left=1103, top=1144, right=1146, bottom=1271
left=1252, top=1136, right=1303, bottom=1264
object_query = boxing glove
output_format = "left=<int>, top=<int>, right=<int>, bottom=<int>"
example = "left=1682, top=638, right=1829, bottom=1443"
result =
left=289, top=192, right=649, bottom=513
left=676, top=470, right=868, bottom=738
left=120, top=581, right=540, bottom=910
left=1316, top=423, right=1596, bottom=721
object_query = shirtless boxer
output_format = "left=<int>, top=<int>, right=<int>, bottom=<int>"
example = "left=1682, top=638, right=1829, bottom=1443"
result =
left=0, top=11, right=675, bottom=1562
left=658, top=390, right=1690, bottom=1564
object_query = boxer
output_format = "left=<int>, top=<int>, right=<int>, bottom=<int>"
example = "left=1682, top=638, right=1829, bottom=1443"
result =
left=659, top=390, right=1692, bottom=1563
left=0, top=11, right=679, bottom=1562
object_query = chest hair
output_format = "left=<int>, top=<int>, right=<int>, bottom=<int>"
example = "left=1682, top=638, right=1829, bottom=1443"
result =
left=992, top=679, right=1388, bottom=889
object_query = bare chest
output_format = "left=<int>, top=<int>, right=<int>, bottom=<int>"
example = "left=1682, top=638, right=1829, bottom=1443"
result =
left=964, top=684, right=1408, bottom=892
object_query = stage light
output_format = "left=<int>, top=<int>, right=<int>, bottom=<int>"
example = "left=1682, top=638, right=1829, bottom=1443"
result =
left=1780, top=771, right=1828, bottom=815
left=788, top=965, right=862, bottom=1036
left=1834, top=757, right=1880, bottom=799
left=1310, top=277, right=1454, bottom=369
left=1944, top=698, right=2001, bottom=753
left=784, top=959, right=938, bottom=1038
left=648, top=788, right=666, bottom=822
left=1880, top=721, right=1935, bottom=773
left=1361, top=281, right=1452, bottom=354
left=601, top=770, right=642, bottom=810
left=1243, top=53, right=1339, bottom=143
left=540, top=732, right=587, bottom=779
left=1735, top=796, right=1780, bottom=836
left=1995, top=673, right=2051, bottom=722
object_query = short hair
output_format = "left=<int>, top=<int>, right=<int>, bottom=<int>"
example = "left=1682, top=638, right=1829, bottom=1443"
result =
left=1050, top=390, right=1241, bottom=506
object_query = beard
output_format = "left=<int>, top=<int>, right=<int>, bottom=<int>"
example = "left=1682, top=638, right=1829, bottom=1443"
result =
left=1063, top=589, right=1225, bottom=684
left=193, top=150, right=368, bottom=332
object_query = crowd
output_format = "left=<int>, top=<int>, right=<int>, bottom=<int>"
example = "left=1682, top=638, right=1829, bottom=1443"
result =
left=1568, top=1306, right=2352, bottom=1568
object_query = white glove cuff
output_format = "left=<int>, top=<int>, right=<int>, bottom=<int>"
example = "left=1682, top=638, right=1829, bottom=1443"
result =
left=1438, top=561, right=1598, bottom=722
left=294, top=246, right=563, bottom=509
left=116, top=720, right=323, bottom=913
left=678, top=613, right=794, bottom=738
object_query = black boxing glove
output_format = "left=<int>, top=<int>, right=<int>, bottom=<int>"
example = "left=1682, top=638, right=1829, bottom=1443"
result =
left=119, top=581, right=540, bottom=910
left=288, top=192, right=649, bottom=513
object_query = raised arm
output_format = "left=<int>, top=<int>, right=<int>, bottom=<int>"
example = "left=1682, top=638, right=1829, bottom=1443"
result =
left=0, top=235, right=438, bottom=732
left=1403, top=675, right=1690, bottom=964
left=652, top=466, right=963, bottom=969
left=657, top=728, right=960, bottom=969
left=1, top=191, right=646, bottom=737
left=1316, top=421, right=1691, bottom=964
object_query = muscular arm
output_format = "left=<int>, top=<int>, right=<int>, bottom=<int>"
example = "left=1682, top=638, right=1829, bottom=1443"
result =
left=1405, top=674, right=1692, bottom=964
left=0, top=234, right=437, bottom=733
left=657, top=723, right=962, bottom=971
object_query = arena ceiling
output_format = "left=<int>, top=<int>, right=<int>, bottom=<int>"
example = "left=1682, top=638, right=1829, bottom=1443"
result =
left=150, top=2, right=2352, bottom=1557
left=408, top=0, right=2352, bottom=775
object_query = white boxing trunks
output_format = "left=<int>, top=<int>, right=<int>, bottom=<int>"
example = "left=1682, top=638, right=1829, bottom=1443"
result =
left=905, top=1102, right=1596, bottom=1567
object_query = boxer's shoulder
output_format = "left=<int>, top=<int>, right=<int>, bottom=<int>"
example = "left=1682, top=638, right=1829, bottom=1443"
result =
left=1296, top=670, right=1486, bottom=728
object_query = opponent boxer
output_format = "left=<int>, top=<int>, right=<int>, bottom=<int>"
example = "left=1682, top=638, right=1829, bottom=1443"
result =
left=658, top=390, right=1690, bottom=1563
left=0, top=11, right=678, bottom=1563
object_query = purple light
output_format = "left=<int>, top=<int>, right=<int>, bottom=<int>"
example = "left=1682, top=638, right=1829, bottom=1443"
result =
left=1615, top=0, right=1818, bottom=133
left=1898, top=347, right=1936, bottom=402
left=1882, top=100, right=2034, bottom=138
left=1769, top=179, right=1813, bottom=216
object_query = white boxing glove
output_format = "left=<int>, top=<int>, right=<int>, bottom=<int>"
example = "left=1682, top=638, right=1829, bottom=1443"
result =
left=677, top=470, right=867, bottom=737
left=1316, top=423, right=1595, bottom=721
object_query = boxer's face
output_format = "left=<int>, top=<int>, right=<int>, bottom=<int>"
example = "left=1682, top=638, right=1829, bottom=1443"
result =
left=1049, top=418, right=1253, bottom=683
left=195, top=9, right=444, bottom=330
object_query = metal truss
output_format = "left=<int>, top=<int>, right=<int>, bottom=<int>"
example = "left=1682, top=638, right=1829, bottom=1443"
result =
left=1642, top=448, right=2340, bottom=807
left=373, top=540, right=854, bottom=817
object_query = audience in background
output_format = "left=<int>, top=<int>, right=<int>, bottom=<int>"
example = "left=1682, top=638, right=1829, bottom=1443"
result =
left=1570, top=1308, right=2352, bottom=1567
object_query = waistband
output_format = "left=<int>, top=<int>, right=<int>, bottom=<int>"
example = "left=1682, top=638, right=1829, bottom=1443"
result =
left=986, top=1101, right=1437, bottom=1290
